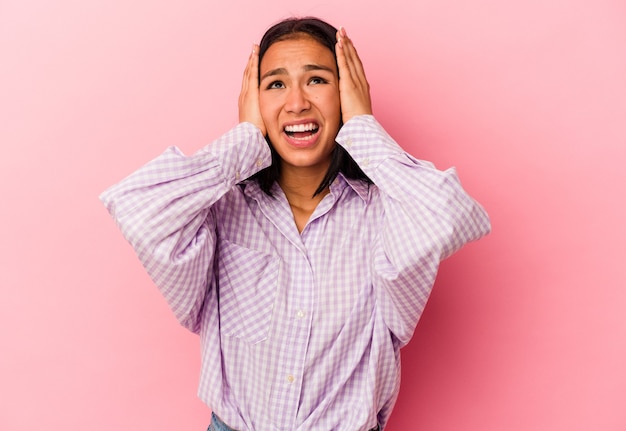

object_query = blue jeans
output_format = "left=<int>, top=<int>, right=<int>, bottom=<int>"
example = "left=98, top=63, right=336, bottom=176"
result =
left=207, top=412, right=236, bottom=431
left=207, top=412, right=380, bottom=431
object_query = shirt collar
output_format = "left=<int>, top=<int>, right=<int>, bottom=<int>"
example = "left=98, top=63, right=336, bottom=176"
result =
left=331, top=173, right=370, bottom=203
left=241, top=173, right=370, bottom=203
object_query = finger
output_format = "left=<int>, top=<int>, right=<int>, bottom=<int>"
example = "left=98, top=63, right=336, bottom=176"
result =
left=239, top=47, right=256, bottom=112
left=336, top=30, right=357, bottom=85
left=336, top=27, right=373, bottom=121
left=239, top=50, right=252, bottom=108
left=239, top=44, right=266, bottom=133
left=249, top=44, right=259, bottom=83
left=337, top=33, right=367, bottom=100
left=338, top=29, right=368, bottom=87
left=241, top=44, right=258, bottom=93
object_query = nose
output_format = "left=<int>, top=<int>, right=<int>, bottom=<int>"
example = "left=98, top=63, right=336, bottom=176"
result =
left=284, top=85, right=310, bottom=113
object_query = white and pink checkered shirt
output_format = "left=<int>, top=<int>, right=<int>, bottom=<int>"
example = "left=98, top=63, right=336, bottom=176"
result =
left=101, top=115, right=490, bottom=431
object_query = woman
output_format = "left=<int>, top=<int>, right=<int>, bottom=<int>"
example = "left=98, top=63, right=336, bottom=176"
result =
left=101, top=17, right=491, bottom=431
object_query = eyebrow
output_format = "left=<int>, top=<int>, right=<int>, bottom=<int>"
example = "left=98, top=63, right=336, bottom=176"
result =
left=260, top=64, right=336, bottom=81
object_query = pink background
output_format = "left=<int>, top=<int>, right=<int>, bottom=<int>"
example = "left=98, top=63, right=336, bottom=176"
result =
left=1, top=0, right=625, bottom=429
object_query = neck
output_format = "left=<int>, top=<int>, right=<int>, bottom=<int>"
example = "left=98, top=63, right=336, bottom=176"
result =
left=279, top=166, right=328, bottom=205
left=278, top=166, right=330, bottom=233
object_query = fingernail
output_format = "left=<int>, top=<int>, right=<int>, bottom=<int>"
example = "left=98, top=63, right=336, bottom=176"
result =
left=340, top=26, right=347, bottom=37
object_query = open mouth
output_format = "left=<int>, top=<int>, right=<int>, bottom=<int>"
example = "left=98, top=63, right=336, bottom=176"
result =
left=284, top=122, right=320, bottom=141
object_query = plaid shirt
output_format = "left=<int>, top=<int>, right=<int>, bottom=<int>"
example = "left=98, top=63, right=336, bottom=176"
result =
left=101, top=115, right=491, bottom=431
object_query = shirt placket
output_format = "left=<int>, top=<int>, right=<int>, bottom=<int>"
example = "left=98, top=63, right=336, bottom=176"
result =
left=271, top=247, right=315, bottom=430
left=252, top=191, right=315, bottom=430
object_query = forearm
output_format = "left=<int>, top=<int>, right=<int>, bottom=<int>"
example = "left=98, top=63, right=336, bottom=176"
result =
left=337, top=115, right=490, bottom=259
left=100, top=122, right=271, bottom=329
left=337, top=115, right=491, bottom=343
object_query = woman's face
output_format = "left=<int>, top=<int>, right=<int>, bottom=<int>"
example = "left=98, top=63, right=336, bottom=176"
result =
left=259, top=36, right=341, bottom=175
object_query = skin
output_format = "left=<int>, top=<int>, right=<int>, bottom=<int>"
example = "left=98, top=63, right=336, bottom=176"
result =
left=259, top=37, right=341, bottom=181
left=239, top=27, right=373, bottom=232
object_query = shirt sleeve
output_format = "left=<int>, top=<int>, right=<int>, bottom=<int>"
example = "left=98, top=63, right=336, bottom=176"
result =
left=99, top=122, right=271, bottom=333
left=336, top=115, right=492, bottom=346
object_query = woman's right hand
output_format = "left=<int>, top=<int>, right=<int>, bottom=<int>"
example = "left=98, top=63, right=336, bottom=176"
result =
left=238, top=44, right=266, bottom=135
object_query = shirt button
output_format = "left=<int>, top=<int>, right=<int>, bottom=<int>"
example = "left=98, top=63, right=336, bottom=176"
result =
left=256, top=159, right=264, bottom=167
left=235, top=171, right=241, bottom=180
left=296, top=309, right=305, bottom=319
left=361, top=158, right=370, bottom=167
left=345, top=138, right=353, bottom=148
left=287, top=375, right=295, bottom=383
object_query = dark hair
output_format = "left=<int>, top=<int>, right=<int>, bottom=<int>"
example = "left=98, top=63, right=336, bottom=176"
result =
left=257, top=17, right=338, bottom=66
left=250, top=17, right=372, bottom=196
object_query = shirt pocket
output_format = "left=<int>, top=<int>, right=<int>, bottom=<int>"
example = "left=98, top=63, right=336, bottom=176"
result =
left=217, top=239, right=280, bottom=344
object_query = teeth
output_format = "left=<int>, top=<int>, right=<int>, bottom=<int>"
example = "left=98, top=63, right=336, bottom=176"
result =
left=284, top=123, right=318, bottom=133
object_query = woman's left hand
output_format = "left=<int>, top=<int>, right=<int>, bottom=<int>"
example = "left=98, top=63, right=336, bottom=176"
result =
left=335, top=27, right=373, bottom=123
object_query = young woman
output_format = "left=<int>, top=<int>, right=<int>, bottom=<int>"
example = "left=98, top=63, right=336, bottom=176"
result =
left=101, top=17, right=491, bottom=431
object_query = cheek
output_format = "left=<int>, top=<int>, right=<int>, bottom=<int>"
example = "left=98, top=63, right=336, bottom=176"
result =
left=258, top=96, right=268, bottom=117
left=325, top=91, right=341, bottom=116
left=326, top=97, right=341, bottom=127
left=258, top=96, right=279, bottom=123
